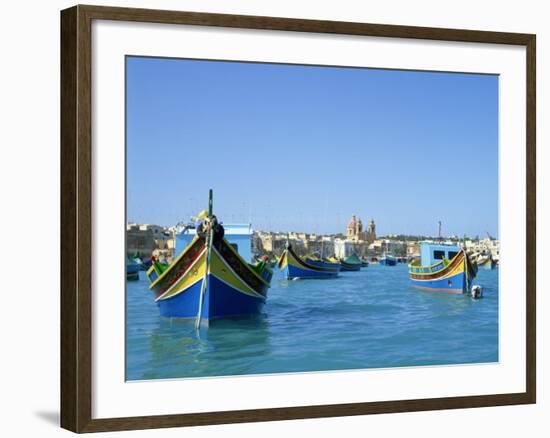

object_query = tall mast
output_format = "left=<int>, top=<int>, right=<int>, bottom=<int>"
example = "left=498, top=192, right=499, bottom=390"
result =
left=195, top=189, right=214, bottom=330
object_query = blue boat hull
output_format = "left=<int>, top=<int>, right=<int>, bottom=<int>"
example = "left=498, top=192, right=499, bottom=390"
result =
left=278, top=247, right=340, bottom=279
left=379, top=258, right=397, bottom=266
left=127, top=263, right=140, bottom=280
left=157, top=274, right=265, bottom=320
left=410, top=270, right=468, bottom=293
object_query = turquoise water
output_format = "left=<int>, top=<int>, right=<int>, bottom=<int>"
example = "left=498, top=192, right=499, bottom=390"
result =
left=126, top=264, right=498, bottom=380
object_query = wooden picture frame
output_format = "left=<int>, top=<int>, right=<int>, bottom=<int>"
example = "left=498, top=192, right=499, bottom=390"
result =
left=60, top=4, right=536, bottom=433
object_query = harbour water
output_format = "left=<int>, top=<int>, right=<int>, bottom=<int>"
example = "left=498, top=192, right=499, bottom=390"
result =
left=126, top=264, right=498, bottom=381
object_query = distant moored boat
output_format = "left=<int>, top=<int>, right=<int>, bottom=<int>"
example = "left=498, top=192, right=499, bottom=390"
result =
left=278, top=244, right=340, bottom=279
left=379, top=253, right=397, bottom=266
left=477, top=254, right=496, bottom=270
left=408, top=242, right=477, bottom=293
left=339, top=253, right=362, bottom=271
left=126, top=256, right=141, bottom=281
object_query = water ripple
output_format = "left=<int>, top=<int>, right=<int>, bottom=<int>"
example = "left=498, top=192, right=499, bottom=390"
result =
left=126, top=264, right=498, bottom=380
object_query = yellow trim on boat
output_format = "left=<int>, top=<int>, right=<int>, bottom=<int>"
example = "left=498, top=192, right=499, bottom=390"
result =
left=411, top=261, right=465, bottom=282
left=286, top=249, right=319, bottom=271
left=149, top=235, right=201, bottom=288
left=222, top=238, right=271, bottom=286
left=443, top=258, right=465, bottom=278
left=210, top=248, right=264, bottom=298
left=156, top=249, right=206, bottom=300
left=409, top=251, right=466, bottom=278
left=278, top=251, right=288, bottom=269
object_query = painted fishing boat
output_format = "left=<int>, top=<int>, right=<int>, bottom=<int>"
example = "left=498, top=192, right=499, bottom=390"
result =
left=379, top=253, right=397, bottom=266
left=278, top=245, right=340, bottom=279
left=360, top=257, right=369, bottom=267
left=339, top=253, right=362, bottom=271
left=126, top=256, right=141, bottom=281
left=146, top=190, right=273, bottom=324
left=477, top=254, right=496, bottom=270
left=409, top=242, right=477, bottom=293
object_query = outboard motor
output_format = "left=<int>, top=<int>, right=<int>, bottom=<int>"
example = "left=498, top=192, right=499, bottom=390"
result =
left=471, top=285, right=483, bottom=299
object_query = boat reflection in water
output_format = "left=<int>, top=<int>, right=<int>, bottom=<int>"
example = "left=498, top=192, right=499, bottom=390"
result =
left=145, top=315, right=272, bottom=379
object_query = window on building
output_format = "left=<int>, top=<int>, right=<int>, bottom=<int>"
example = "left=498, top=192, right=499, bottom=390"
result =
left=447, top=251, right=458, bottom=260
left=433, top=250, right=445, bottom=260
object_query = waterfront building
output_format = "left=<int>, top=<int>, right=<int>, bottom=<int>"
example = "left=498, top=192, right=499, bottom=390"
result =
left=334, top=238, right=356, bottom=259
left=126, top=223, right=174, bottom=259
left=254, top=230, right=338, bottom=258
left=305, top=235, right=334, bottom=258
left=346, top=215, right=376, bottom=243
left=255, top=231, right=287, bottom=256
left=463, top=237, right=500, bottom=262
left=406, top=242, right=421, bottom=258
left=369, top=238, right=406, bottom=256
left=366, top=219, right=376, bottom=241
left=320, top=235, right=336, bottom=258
left=346, top=215, right=362, bottom=241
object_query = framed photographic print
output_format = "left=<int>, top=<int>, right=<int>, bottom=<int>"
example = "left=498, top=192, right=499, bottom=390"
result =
left=60, top=4, right=536, bottom=433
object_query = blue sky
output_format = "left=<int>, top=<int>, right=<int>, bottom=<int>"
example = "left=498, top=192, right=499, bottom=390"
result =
left=126, top=57, right=498, bottom=238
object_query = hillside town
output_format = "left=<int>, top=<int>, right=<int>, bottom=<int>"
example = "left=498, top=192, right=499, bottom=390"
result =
left=126, top=215, right=500, bottom=264
left=252, top=215, right=499, bottom=262
left=126, top=222, right=177, bottom=261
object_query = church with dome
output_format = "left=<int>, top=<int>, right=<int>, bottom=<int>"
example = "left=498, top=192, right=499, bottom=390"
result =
left=346, top=215, right=376, bottom=243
